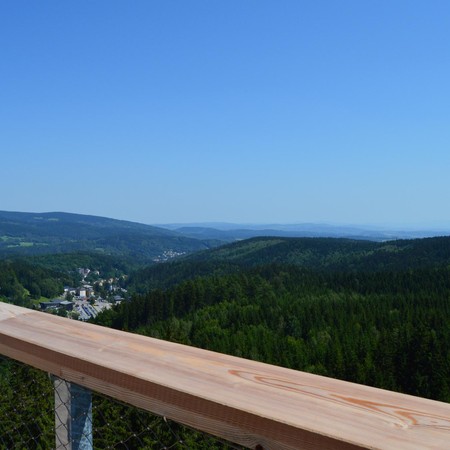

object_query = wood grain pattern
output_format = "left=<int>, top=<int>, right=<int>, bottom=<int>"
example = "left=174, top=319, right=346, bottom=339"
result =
left=1, top=302, right=449, bottom=449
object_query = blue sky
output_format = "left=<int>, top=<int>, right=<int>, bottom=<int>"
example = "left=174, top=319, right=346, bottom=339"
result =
left=1, top=1, right=450, bottom=227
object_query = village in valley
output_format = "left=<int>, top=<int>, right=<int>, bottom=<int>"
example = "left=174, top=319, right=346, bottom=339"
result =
left=39, top=267, right=128, bottom=321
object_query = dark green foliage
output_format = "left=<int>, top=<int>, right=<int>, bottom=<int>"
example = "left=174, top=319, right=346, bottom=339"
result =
left=0, top=260, right=74, bottom=305
left=25, top=252, right=141, bottom=279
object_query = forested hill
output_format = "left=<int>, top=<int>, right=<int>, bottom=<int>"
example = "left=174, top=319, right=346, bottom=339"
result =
left=0, top=259, right=74, bottom=305
left=127, top=235, right=450, bottom=292
left=185, top=235, right=450, bottom=269
left=0, top=211, right=218, bottom=260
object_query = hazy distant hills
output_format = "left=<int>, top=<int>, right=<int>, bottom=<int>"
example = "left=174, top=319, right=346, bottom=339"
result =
left=162, top=222, right=450, bottom=242
left=0, top=211, right=216, bottom=260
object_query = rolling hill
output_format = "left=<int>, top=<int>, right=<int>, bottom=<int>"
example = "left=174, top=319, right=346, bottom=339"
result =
left=126, top=235, right=450, bottom=291
left=0, top=211, right=218, bottom=261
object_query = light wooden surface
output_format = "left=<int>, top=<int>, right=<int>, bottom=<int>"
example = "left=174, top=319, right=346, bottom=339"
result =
left=1, top=302, right=449, bottom=450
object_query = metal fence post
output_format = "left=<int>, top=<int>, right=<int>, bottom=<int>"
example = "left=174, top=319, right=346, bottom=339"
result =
left=54, top=377, right=93, bottom=450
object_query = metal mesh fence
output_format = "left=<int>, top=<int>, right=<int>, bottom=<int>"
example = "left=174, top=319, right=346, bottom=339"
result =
left=0, top=356, right=247, bottom=450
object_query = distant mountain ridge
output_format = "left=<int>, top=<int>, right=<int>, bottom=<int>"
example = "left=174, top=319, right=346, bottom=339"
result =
left=161, top=222, right=450, bottom=242
left=0, top=211, right=217, bottom=260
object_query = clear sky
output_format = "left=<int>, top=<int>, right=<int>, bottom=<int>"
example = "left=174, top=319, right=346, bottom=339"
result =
left=1, top=1, right=450, bottom=227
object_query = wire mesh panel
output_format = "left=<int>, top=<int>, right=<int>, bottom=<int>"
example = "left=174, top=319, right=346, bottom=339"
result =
left=0, top=356, right=247, bottom=450
left=0, top=356, right=54, bottom=449
left=92, top=392, right=245, bottom=450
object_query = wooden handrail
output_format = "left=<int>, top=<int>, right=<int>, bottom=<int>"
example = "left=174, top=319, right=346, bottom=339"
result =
left=1, top=302, right=449, bottom=450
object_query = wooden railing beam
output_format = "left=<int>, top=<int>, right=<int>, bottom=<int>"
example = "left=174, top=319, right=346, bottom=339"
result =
left=1, top=303, right=449, bottom=450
